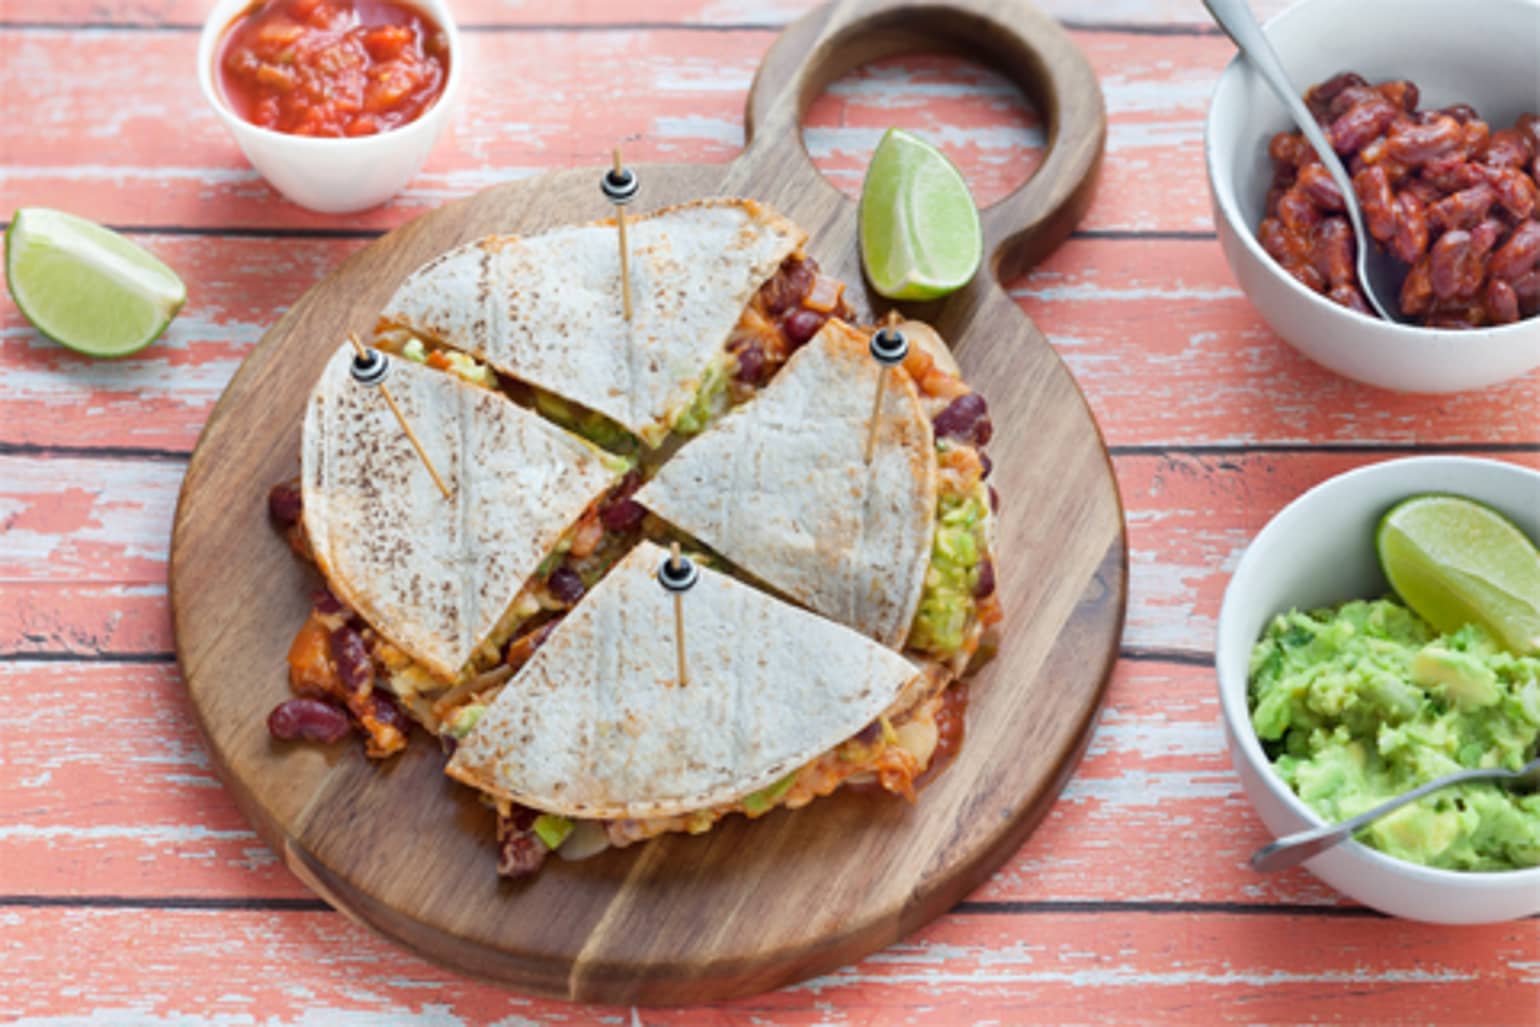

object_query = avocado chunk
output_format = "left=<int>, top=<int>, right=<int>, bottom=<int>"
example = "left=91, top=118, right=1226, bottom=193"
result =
left=1410, top=645, right=1500, bottom=710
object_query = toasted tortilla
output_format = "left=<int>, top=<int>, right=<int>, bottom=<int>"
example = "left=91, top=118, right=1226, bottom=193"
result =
left=446, top=541, right=923, bottom=819
left=634, top=319, right=937, bottom=648
left=301, top=342, right=617, bottom=681
left=378, top=198, right=806, bottom=444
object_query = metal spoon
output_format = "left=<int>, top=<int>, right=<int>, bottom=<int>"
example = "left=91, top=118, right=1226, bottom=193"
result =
left=1202, top=0, right=1406, bottom=322
left=1251, top=756, right=1540, bottom=873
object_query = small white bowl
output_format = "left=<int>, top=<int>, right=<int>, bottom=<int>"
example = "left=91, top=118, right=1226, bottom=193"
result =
left=1216, top=456, right=1540, bottom=923
left=1205, top=0, right=1540, bottom=394
left=197, top=0, right=463, bottom=213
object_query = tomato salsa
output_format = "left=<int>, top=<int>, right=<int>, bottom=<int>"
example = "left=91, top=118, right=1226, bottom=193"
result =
left=217, top=0, right=449, bottom=138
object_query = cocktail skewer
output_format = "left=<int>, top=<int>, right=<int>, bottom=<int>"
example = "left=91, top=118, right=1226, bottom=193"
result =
left=657, top=541, right=698, bottom=686
left=601, top=147, right=640, bottom=321
left=864, top=314, right=910, bottom=464
left=347, top=331, right=452, bottom=500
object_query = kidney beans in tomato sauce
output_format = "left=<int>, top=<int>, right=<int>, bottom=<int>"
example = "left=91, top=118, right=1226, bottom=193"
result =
left=268, top=697, right=352, bottom=743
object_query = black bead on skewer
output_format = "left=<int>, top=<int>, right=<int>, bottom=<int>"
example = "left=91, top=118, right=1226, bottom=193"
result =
left=657, top=551, right=700, bottom=593
left=869, top=325, right=910, bottom=366
left=350, top=346, right=391, bottom=387
left=601, top=166, right=640, bottom=206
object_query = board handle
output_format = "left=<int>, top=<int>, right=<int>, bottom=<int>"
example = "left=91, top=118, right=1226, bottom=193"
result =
left=733, top=0, right=1106, bottom=285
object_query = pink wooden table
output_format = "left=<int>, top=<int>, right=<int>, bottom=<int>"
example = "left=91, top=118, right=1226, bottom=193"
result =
left=2, top=0, right=1536, bottom=1021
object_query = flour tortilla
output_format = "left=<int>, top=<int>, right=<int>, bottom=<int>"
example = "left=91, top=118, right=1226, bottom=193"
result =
left=301, top=343, right=618, bottom=681
left=634, top=319, right=937, bottom=648
left=445, top=541, right=924, bottom=819
left=378, top=198, right=805, bottom=444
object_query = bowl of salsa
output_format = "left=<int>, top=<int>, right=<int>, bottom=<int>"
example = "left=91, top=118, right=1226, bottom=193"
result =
left=198, top=0, right=462, bottom=212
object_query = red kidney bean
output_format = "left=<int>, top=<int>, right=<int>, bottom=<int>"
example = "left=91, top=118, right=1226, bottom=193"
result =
left=732, top=339, right=767, bottom=385
left=1400, top=257, right=1435, bottom=315
left=599, top=497, right=646, bottom=533
left=329, top=625, right=373, bottom=699
left=1311, top=217, right=1355, bottom=287
left=1386, top=115, right=1464, bottom=166
left=1462, top=120, right=1491, bottom=158
left=268, top=698, right=351, bottom=743
left=267, top=481, right=302, bottom=527
left=1259, top=219, right=1310, bottom=266
left=853, top=720, right=883, bottom=745
left=988, top=485, right=1000, bottom=514
left=933, top=392, right=992, bottom=445
left=1441, top=103, right=1481, bottom=125
left=1512, top=270, right=1540, bottom=315
left=1328, top=84, right=1384, bottom=120
left=547, top=565, right=585, bottom=605
left=1276, top=187, right=1322, bottom=235
left=1479, top=165, right=1538, bottom=220
left=780, top=308, right=827, bottom=347
left=1329, top=97, right=1397, bottom=154
left=497, top=809, right=548, bottom=878
left=1305, top=72, right=1367, bottom=119
left=1389, top=192, right=1429, bottom=265
left=1353, top=166, right=1398, bottom=241
left=973, top=558, right=996, bottom=599
left=1269, top=131, right=1309, bottom=167
left=1328, top=283, right=1373, bottom=314
left=1481, top=128, right=1536, bottom=170
left=1489, top=220, right=1540, bottom=280
left=1296, top=164, right=1344, bottom=211
left=1429, top=229, right=1478, bottom=301
left=311, top=586, right=346, bottom=616
left=979, top=451, right=993, bottom=479
left=758, top=257, right=814, bottom=316
left=367, top=690, right=410, bottom=735
left=1377, top=80, right=1418, bottom=113
left=1428, top=183, right=1497, bottom=233
left=1486, top=278, right=1520, bottom=324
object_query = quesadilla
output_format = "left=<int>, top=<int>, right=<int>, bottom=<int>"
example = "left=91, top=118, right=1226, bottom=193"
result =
left=446, top=540, right=956, bottom=877
left=272, top=341, right=632, bottom=754
left=636, top=318, right=1001, bottom=670
left=377, top=198, right=850, bottom=449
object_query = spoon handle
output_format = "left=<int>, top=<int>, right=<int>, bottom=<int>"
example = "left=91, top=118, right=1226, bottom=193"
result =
left=1200, top=0, right=1392, bottom=319
left=1249, top=765, right=1508, bottom=873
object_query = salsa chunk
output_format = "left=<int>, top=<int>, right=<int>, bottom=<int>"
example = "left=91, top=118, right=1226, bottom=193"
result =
left=218, top=0, right=449, bottom=137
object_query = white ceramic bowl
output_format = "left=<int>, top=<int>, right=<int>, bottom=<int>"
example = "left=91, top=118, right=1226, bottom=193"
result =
left=1216, top=456, right=1540, bottom=923
left=197, top=0, right=463, bottom=213
left=1205, top=0, right=1540, bottom=394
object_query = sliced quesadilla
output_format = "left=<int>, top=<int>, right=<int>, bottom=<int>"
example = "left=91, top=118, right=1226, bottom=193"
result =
left=376, top=198, right=850, bottom=449
left=268, top=341, right=634, bottom=755
left=636, top=318, right=1001, bottom=671
left=446, top=541, right=957, bottom=877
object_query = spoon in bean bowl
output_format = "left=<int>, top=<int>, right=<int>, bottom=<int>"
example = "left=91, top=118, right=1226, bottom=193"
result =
left=1203, top=0, right=1408, bottom=322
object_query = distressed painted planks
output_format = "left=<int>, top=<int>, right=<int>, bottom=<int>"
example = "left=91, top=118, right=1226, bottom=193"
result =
left=0, top=906, right=1531, bottom=1023
left=6, top=451, right=1540, bottom=660
left=0, top=657, right=1345, bottom=906
left=0, top=0, right=1291, bottom=29
left=5, top=237, right=1538, bottom=458
left=0, top=30, right=1228, bottom=232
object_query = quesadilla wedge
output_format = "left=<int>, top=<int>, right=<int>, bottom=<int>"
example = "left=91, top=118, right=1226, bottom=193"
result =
left=376, top=198, right=851, bottom=450
left=636, top=318, right=1001, bottom=671
left=267, top=341, right=636, bottom=754
left=446, top=541, right=957, bottom=877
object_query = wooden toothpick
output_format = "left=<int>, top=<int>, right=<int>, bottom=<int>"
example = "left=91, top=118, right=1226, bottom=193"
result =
left=601, top=147, right=639, bottom=321
left=864, top=313, right=910, bottom=464
left=347, top=332, right=452, bottom=501
left=657, top=541, right=698, bottom=687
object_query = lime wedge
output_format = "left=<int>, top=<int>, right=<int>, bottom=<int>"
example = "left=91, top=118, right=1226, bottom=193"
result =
left=859, top=128, right=983, bottom=301
left=1377, top=493, right=1540, bottom=655
left=5, top=207, right=185, bottom=357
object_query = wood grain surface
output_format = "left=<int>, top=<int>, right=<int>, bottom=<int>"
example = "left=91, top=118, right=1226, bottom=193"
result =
left=168, top=0, right=1122, bottom=1004
left=4, top=0, right=1538, bottom=1021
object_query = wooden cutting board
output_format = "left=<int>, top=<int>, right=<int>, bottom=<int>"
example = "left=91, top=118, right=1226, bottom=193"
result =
left=170, top=0, right=1123, bottom=1005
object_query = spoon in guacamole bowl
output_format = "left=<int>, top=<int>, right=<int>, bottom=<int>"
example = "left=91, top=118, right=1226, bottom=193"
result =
left=1250, top=754, right=1540, bottom=873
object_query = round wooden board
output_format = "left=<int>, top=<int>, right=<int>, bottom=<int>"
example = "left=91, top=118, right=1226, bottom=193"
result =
left=170, top=0, right=1125, bottom=1005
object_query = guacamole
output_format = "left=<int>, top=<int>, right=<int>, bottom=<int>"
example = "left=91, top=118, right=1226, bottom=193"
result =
left=1250, top=599, right=1540, bottom=871
left=908, top=484, right=988, bottom=657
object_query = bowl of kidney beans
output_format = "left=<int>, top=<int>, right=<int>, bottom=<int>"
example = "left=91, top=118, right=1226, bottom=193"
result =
left=1206, top=0, right=1540, bottom=393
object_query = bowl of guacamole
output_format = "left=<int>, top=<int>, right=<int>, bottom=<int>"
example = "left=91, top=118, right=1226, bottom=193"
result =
left=1217, top=457, right=1540, bottom=924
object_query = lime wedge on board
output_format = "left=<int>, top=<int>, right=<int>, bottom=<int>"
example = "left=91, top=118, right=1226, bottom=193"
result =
left=6, top=207, right=185, bottom=357
left=1377, top=493, right=1540, bottom=655
left=859, top=128, right=983, bottom=301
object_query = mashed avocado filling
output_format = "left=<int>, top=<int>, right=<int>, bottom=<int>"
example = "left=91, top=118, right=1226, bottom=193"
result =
left=908, top=482, right=989, bottom=658
left=1250, top=599, right=1540, bottom=871
left=669, top=352, right=734, bottom=437
left=398, top=336, right=499, bottom=390
left=532, top=390, right=640, bottom=457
